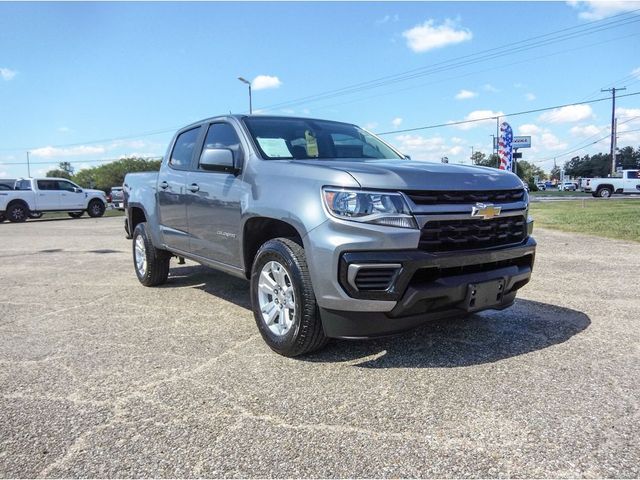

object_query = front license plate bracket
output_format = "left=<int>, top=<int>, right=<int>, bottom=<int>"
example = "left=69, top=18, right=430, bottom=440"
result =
left=465, top=279, right=505, bottom=312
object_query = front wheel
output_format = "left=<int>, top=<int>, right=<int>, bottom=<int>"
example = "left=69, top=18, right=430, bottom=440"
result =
left=250, top=238, right=327, bottom=357
left=87, top=199, right=106, bottom=217
left=132, top=222, right=170, bottom=286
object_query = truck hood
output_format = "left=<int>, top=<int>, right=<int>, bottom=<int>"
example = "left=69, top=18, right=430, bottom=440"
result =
left=290, top=159, right=524, bottom=191
left=84, top=188, right=107, bottom=196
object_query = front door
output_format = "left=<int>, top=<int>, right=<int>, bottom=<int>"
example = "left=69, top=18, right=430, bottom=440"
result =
left=56, top=180, right=85, bottom=209
left=157, top=126, right=202, bottom=252
left=186, top=122, right=245, bottom=266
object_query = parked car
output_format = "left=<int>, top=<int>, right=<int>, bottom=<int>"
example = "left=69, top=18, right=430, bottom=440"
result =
left=125, top=115, right=536, bottom=357
left=0, top=178, right=108, bottom=222
left=110, top=186, right=125, bottom=210
left=583, top=170, right=640, bottom=197
left=535, top=182, right=546, bottom=191
left=560, top=181, right=577, bottom=191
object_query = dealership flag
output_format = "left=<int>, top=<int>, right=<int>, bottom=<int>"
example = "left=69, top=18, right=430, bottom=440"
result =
left=498, top=122, right=513, bottom=171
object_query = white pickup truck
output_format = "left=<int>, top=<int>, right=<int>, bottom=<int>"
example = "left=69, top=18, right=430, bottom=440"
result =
left=583, top=170, right=640, bottom=198
left=0, top=178, right=108, bottom=223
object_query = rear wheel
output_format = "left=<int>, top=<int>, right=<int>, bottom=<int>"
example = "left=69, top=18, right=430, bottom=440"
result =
left=132, top=222, right=170, bottom=286
left=6, top=203, right=29, bottom=223
left=250, top=238, right=327, bottom=357
left=87, top=199, right=106, bottom=217
left=68, top=212, right=84, bottom=218
left=597, top=187, right=612, bottom=198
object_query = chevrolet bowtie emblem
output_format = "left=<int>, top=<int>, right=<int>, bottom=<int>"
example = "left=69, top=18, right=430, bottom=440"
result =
left=471, top=203, right=501, bottom=220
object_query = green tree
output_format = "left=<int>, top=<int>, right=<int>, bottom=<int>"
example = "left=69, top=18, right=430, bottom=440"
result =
left=45, top=169, right=72, bottom=179
left=72, top=157, right=162, bottom=192
left=470, top=151, right=499, bottom=168
left=514, top=160, right=545, bottom=189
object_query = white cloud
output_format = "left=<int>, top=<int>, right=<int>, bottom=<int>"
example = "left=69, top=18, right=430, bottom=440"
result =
left=541, top=132, right=568, bottom=151
left=363, top=122, right=379, bottom=131
left=30, top=145, right=106, bottom=158
left=391, top=117, right=403, bottom=128
left=518, top=124, right=542, bottom=135
left=57, top=127, right=71, bottom=133
left=525, top=93, right=536, bottom=101
left=567, top=1, right=640, bottom=20
left=450, top=136, right=464, bottom=144
left=402, top=19, right=472, bottom=53
left=570, top=124, right=601, bottom=137
left=392, top=134, right=471, bottom=163
left=0, top=170, right=9, bottom=178
left=616, top=107, right=640, bottom=121
left=632, top=67, right=640, bottom=79
left=376, top=14, right=399, bottom=25
left=251, top=75, right=282, bottom=91
left=455, top=89, right=477, bottom=100
left=483, top=84, right=499, bottom=93
left=453, top=110, right=504, bottom=130
left=0, top=68, right=17, bottom=81
left=447, top=145, right=464, bottom=156
left=539, top=104, right=593, bottom=123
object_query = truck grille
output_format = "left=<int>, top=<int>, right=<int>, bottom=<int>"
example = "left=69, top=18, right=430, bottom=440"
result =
left=354, top=267, right=398, bottom=291
left=419, top=215, right=527, bottom=252
left=405, top=189, right=524, bottom=205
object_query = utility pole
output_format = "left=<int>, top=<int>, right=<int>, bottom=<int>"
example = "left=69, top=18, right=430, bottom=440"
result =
left=26, top=151, right=31, bottom=177
left=601, top=87, right=626, bottom=175
left=470, top=146, right=474, bottom=164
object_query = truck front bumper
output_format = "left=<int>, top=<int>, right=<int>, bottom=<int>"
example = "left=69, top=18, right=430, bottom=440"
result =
left=319, top=237, right=536, bottom=339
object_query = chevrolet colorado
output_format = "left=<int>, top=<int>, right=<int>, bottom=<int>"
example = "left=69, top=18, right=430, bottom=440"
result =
left=124, top=115, right=536, bottom=356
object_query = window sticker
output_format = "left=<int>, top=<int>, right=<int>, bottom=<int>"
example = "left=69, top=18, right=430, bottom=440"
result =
left=305, top=130, right=319, bottom=158
left=256, top=137, right=292, bottom=158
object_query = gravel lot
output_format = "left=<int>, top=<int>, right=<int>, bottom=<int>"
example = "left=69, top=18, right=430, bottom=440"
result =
left=1, top=216, right=638, bottom=478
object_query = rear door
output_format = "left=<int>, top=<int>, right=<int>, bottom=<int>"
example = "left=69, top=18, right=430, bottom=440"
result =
left=624, top=170, right=640, bottom=193
left=186, top=121, right=245, bottom=266
left=35, top=180, right=61, bottom=210
left=157, top=126, right=203, bottom=252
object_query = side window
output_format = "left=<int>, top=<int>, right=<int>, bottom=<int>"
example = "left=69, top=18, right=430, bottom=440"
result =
left=37, top=180, right=57, bottom=191
left=627, top=171, right=639, bottom=179
left=199, top=123, right=242, bottom=169
left=170, top=127, right=201, bottom=170
left=56, top=181, right=76, bottom=191
left=16, top=180, right=32, bottom=190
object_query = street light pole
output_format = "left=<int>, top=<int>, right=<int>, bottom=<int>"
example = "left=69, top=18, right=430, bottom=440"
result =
left=237, top=77, right=252, bottom=114
left=26, top=151, right=31, bottom=177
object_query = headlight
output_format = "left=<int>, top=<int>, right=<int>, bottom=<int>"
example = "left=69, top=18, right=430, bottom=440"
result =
left=322, top=187, right=417, bottom=229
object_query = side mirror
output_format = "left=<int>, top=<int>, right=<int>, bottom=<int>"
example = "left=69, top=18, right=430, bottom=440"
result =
left=74, top=187, right=83, bottom=193
left=199, top=148, right=237, bottom=173
left=404, top=154, right=411, bottom=160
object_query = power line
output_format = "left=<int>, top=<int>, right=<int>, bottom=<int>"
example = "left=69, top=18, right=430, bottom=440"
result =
left=375, top=91, right=640, bottom=136
left=0, top=156, right=162, bottom=167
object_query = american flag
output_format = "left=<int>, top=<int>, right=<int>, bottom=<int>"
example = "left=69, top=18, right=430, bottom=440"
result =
left=498, top=122, right=513, bottom=171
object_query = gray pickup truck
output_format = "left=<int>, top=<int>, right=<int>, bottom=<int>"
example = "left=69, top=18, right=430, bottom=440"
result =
left=124, top=115, right=536, bottom=356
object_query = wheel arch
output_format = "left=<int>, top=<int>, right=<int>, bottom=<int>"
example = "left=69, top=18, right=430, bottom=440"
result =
left=242, top=216, right=306, bottom=279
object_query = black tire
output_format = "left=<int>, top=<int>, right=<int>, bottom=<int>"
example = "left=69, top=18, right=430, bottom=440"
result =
left=29, top=212, right=43, bottom=219
left=132, top=222, right=170, bottom=286
left=6, top=202, right=29, bottom=223
left=87, top=199, right=106, bottom=217
left=597, top=187, right=612, bottom=198
left=250, top=238, right=328, bottom=357
left=68, top=212, right=84, bottom=218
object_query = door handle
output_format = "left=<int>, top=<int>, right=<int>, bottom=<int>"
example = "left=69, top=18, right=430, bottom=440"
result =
left=188, top=183, right=200, bottom=193
left=159, top=181, right=169, bottom=190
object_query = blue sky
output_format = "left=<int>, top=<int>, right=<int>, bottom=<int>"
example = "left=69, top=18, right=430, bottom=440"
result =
left=1, top=1, right=639, bottom=178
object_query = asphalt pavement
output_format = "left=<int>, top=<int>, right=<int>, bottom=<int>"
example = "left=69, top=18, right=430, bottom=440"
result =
left=0, top=216, right=638, bottom=478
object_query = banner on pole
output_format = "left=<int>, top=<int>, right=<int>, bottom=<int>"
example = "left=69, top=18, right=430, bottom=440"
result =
left=498, top=122, right=513, bottom=171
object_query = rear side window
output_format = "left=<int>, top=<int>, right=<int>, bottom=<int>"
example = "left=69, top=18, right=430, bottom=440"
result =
left=170, top=127, right=201, bottom=170
left=37, top=180, right=58, bottom=191
left=627, top=171, right=639, bottom=179
left=15, top=180, right=31, bottom=190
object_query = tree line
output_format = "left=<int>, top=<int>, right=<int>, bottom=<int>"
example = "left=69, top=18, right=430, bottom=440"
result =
left=46, top=157, right=162, bottom=193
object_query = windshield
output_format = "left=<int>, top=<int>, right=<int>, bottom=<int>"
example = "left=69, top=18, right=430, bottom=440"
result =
left=243, top=117, right=404, bottom=161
